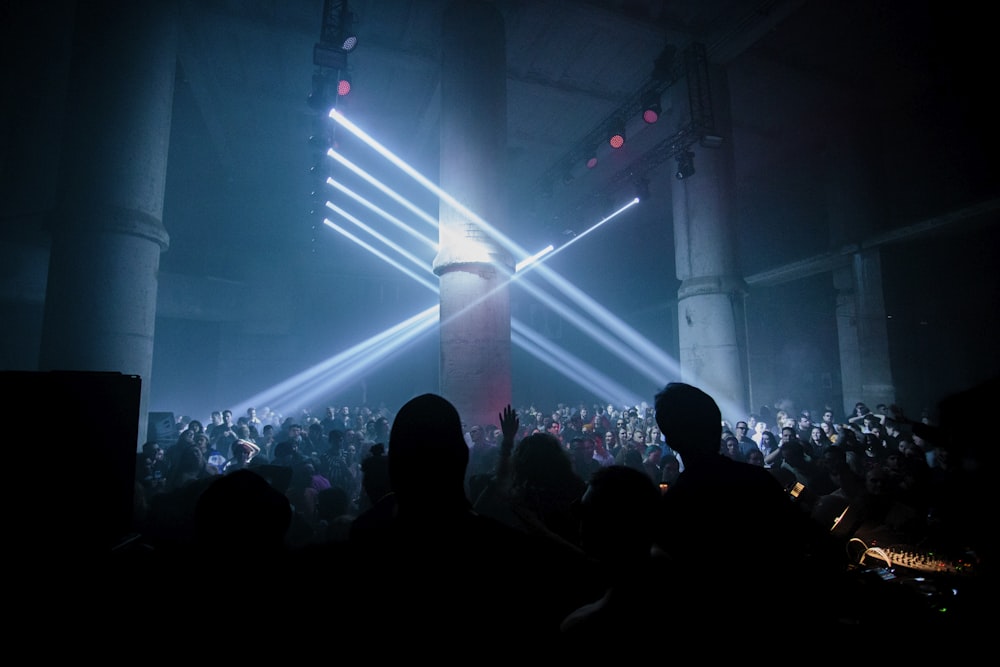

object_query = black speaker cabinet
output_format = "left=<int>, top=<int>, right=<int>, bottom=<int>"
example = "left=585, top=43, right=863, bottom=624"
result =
left=1, top=370, right=141, bottom=554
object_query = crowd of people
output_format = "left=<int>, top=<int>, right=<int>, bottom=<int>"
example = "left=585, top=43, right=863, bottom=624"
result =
left=137, top=396, right=982, bottom=547
left=115, top=384, right=991, bottom=654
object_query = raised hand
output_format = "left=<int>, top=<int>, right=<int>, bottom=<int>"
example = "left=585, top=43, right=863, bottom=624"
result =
left=499, top=404, right=519, bottom=444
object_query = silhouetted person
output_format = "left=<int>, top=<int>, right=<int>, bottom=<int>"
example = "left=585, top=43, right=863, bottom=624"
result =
left=315, top=486, right=354, bottom=543
left=560, top=465, right=667, bottom=656
left=194, top=468, right=292, bottom=559
left=357, top=443, right=390, bottom=512
left=348, top=394, right=593, bottom=652
left=652, top=382, right=845, bottom=634
left=474, top=430, right=587, bottom=549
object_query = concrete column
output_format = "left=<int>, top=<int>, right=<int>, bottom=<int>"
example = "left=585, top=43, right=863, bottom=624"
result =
left=834, top=250, right=895, bottom=414
left=669, top=65, right=748, bottom=421
left=39, top=1, right=176, bottom=448
left=433, top=2, right=512, bottom=431
left=824, top=123, right=895, bottom=415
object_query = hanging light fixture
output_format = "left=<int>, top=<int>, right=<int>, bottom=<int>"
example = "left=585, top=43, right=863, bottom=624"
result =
left=675, top=150, right=695, bottom=180
left=641, top=89, right=661, bottom=124
left=339, top=10, right=358, bottom=52
left=608, top=118, right=626, bottom=149
left=337, top=72, right=352, bottom=96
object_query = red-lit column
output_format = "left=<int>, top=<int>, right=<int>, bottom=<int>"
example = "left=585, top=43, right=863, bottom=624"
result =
left=38, top=1, right=176, bottom=448
left=433, top=1, right=513, bottom=431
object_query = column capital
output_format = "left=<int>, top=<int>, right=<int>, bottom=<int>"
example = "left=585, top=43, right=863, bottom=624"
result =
left=677, top=274, right=747, bottom=300
left=51, top=205, right=170, bottom=251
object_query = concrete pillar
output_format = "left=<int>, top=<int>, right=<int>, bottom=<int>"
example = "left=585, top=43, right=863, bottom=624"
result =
left=39, top=1, right=176, bottom=448
left=669, top=65, right=748, bottom=421
left=834, top=250, right=895, bottom=414
left=824, top=123, right=895, bottom=415
left=433, top=2, right=512, bottom=431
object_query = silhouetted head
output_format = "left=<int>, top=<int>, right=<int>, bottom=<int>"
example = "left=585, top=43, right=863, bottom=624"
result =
left=388, top=393, right=470, bottom=507
left=511, top=431, right=577, bottom=490
left=327, top=429, right=344, bottom=452
left=654, top=382, right=722, bottom=460
left=194, top=469, right=292, bottom=556
left=360, top=444, right=390, bottom=506
left=177, top=445, right=205, bottom=473
left=273, top=440, right=297, bottom=460
left=576, top=465, right=661, bottom=567
left=317, top=486, right=351, bottom=520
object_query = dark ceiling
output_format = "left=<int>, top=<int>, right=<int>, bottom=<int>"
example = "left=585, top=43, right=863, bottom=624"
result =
left=159, top=0, right=997, bottom=281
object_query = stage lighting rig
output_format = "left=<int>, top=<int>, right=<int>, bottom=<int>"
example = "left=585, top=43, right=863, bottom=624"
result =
left=675, top=150, right=695, bottom=180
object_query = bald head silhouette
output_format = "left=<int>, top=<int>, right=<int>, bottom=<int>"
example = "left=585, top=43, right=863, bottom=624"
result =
left=654, top=382, right=722, bottom=460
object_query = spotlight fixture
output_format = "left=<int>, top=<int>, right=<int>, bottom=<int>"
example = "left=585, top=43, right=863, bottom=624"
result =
left=641, top=90, right=661, bottom=124
left=675, top=150, right=695, bottom=180
left=308, top=132, right=332, bottom=149
left=337, top=73, right=352, bottom=96
left=339, top=12, right=358, bottom=52
left=309, top=188, right=327, bottom=218
left=608, top=118, right=626, bottom=149
left=318, top=1, right=358, bottom=56
left=309, top=162, right=330, bottom=180
left=306, top=90, right=328, bottom=111
left=306, top=72, right=334, bottom=111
